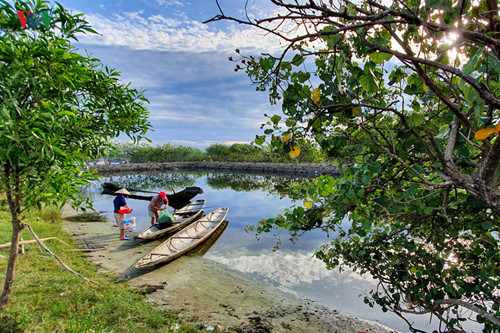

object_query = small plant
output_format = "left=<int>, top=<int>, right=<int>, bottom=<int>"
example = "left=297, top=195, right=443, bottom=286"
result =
left=40, top=207, right=62, bottom=223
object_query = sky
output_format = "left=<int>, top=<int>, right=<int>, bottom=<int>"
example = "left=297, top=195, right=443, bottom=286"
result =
left=52, top=0, right=285, bottom=148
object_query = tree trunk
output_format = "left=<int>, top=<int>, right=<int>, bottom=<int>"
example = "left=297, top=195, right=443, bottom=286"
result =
left=0, top=165, right=23, bottom=307
left=0, top=215, right=22, bottom=307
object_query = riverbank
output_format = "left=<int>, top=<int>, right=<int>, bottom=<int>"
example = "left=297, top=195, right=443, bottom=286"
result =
left=62, top=212, right=397, bottom=333
left=90, top=161, right=341, bottom=177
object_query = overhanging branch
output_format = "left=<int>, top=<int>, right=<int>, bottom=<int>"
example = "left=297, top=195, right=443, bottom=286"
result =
left=434, top=299, right=500, bottom=327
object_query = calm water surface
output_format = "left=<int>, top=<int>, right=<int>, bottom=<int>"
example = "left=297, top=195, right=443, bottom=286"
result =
left=81, top=171, right=478, bottom=333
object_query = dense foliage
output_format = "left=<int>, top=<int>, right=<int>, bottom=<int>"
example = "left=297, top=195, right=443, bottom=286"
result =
left=0, top=0, right=150, bottom=305
left=112, top=143, right=205, bottom=163
left=110, top=142, right=325, bottom=163
left=208, top=0, right=500, bottom=332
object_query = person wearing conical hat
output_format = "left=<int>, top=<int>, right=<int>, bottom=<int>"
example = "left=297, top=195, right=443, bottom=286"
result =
left=113, top=188, right=132, bottom=240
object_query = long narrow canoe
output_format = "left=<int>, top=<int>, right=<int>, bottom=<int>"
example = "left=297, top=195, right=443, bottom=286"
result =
left=134, top=207, right=229, bottom=269
left=134, top=199, right=206, bottom=241
left=101, top=182, right=203, bottom=209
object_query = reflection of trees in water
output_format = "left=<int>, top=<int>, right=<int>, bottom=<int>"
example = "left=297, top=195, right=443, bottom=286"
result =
left=206, top=173, right=307, bottom=197
left=106, top=173, right=197, bottom=190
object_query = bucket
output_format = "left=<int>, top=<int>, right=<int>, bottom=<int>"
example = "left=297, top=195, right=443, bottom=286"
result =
left=123, top=217, right=136, bottom=232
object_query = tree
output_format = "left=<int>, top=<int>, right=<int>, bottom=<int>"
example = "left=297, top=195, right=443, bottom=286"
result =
left=208, top=0, right=500, bottom=331
left=0, top=0, right=151, bottom=306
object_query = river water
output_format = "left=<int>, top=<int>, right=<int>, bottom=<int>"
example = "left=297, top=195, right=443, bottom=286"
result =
left=80, top=170, right=480, bottom=333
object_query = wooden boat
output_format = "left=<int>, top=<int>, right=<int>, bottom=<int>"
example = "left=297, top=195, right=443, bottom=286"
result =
left=134, top=207, right=229, bottom=269
left=189, top=220, right=229, bottom=256
left=134, top=199, right=206, bottom=241
left=101, top=182, right=203, bottom=209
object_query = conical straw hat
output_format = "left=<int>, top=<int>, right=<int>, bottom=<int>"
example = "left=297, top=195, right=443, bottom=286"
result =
left=115, top=188, right=131, bottom=195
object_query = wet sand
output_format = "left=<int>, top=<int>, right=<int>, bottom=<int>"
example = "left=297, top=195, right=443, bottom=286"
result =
left=63, top=215, right=398, bottom=333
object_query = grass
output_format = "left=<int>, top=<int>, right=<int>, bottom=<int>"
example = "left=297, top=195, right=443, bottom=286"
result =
left=0, top=208, right=208, bottom=333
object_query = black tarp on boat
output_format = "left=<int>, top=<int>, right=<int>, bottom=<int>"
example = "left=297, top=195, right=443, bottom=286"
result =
left=101, top=182, right=203, bottom=209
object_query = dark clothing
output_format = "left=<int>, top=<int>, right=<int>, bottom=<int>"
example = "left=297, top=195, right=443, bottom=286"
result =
left=113, top=195, right=127, bottom=213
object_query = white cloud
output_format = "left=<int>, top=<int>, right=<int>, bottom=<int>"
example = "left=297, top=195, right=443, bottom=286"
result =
left=156, top=0, right=187, bottom=7
left=77, top=11, right=283, bottom=54
left=148, top=14, right=182, bottom=27
left=224, top=140, right=251, bottom=145
left=170, top=139, right=204, bottom=146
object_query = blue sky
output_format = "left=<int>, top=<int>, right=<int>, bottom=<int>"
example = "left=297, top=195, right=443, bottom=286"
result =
left=53, top=0, right=284, bottom=148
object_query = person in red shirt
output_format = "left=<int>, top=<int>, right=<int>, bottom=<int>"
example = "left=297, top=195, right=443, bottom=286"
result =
left=148, top=191, right=168, bottom=225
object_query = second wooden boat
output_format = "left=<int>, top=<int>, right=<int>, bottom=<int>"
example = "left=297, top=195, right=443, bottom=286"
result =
left=101, top=182, right=203, bottom=209
left=134, top=199, right=206, bottom=241
left=134, top=207, right=229, bottom=269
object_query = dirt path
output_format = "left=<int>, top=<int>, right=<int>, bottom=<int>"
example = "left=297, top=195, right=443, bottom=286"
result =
left=63, top=216, right=398, bottom=333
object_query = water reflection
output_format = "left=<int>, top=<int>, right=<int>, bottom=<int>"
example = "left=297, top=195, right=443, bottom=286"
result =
left=80, top=171, right=436, bottom=332
left=206, top=173, right=304, bottom=197
left=100, top=172, right=197, bottom=191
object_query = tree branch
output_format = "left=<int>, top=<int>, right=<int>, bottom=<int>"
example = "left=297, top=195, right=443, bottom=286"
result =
left=24, top=223, right=99, bottom=285
left=434, top=299, right=500, bottom=327
left=481, top=136, right=500, bottom=186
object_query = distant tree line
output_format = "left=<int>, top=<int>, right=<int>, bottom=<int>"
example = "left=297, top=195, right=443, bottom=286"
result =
left=108, top=142, right=330, bottom=164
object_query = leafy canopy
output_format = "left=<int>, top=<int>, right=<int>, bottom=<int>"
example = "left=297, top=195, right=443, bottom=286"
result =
left=0, top=0, right=151, bottom=306
left=208, top=0, right=500, bottom=332
left=0, top=0, right=151, bottom=212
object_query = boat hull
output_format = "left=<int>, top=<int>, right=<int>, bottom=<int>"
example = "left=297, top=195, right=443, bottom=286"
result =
left=134, top=199, right=206, bottom=241
left=135, top=207, right=229, bottom=269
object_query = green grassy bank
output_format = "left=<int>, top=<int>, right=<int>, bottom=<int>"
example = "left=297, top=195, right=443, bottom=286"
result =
left=0, top=209, right=206, bottom=333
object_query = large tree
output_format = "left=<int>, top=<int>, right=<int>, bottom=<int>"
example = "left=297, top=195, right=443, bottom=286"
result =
left=0, top=0, right=151, bottom=306
left=208, top=0, right=500, bottom=332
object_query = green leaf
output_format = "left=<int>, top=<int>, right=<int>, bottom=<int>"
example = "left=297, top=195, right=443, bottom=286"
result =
left=254, top=135, right=265, bottom=145
left=481, top=221, right=493, bottom=230
left=356, top=228, right=367, bottom=237
left=57, top=110, right=76, bottom=118
left=362, top=220, right=372, bottom=230
left=291, top=54, right=305, bottom=66
left=261, top=57, right=276, bottom=71
left=292, top=71, right=310, bottom=83
left=320, top=28, right=341, bottom=49
left=487, top=56, right=500, bottom=74
left=463, top=47, right=484, bottom=76
left=271, top=115, right=281, bottom=125
left=369, top=52, right=392, bottom=64
left=359, top=74, right=378, bottom=93
left=408, top=113, right=426, bottom=127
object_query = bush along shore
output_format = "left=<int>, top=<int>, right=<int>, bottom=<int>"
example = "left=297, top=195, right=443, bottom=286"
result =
left=90, top=161, right=341, bottom=177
